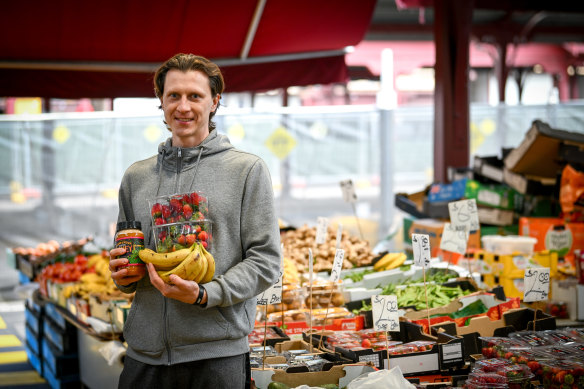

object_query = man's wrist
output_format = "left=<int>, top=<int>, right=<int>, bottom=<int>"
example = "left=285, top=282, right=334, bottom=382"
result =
left=194, top=285, right=206, bottom=305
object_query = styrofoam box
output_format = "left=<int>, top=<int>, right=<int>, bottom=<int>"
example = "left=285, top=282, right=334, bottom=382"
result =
left=481, top=235, right=537, bottom=255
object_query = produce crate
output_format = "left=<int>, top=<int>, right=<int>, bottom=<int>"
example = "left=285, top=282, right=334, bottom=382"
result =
left=25, top=342, right=43, bottom=377
left=42, top=337, right=79, bottom=377
left=43, top=316, right=78, bottom=354
left=42, top=362, right=81, bottom=389
left=25, top=323, right=42, bottom=357
left=25, top=304, right=43, bottom=336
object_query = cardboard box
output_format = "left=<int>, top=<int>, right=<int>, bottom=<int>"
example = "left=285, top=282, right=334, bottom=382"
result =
left=504, top=120, right=584, bottom=178
left=407, top=218, right=481, bottom=257
left=552, top=278, right=578, bottom=321
left=465, top=180, right=523, bottom=211
left=427, top=179, right=467, bottom=203
left=519, top=217, right=584, bottom=262
left=477, top=207, right=514, bottom=226
left=473, top=155, right=504, bottom=183
left=503, top=168, right=556, bottom=196
left=252, top=363, right=376, bottom=389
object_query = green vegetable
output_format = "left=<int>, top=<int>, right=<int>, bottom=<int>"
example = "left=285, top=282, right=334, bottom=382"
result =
left=343, top=269, right=375, bottom=282
left=319, top=384, right=339, bottom=389
left=268, top=382, right=290, bottom=389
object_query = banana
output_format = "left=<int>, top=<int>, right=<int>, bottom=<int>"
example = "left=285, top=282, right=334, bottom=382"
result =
left=139, top=245, right=194, bottom=270
left=193, top=244, right=208, bottom=283
left=157, top=247, right=204, bottom=283
left=383, top=252, right=407, bottom=271
left=199, top=244, right=216, bottom=284
left=374, top=252, right=401, bottom=271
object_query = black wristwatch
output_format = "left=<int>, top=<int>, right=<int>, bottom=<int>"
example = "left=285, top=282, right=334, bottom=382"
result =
left=194, top=285, right=206, bottom=306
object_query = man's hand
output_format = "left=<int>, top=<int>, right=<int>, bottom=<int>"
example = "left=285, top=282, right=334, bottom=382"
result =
left=109, top=247, right=145, bottom=286
left=147, top=263, right=203, bottom=304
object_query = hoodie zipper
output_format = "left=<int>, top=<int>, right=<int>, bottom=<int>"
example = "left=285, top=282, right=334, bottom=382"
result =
left=163, top=298, right=172, bottom=365
left=175, top=148, right=183, bottom=193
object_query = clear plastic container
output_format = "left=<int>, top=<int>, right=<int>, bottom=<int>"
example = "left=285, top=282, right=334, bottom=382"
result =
left=481, top=235, right=537, bottom=255
left=149, top=191, right=209, bottom=226
left=152, top=219, right=212, bottom=253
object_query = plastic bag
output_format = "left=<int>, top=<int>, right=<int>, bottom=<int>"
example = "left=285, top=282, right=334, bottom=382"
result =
left=347, top=366, right=417, bottom=389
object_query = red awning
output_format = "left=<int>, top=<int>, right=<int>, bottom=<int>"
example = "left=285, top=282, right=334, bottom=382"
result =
left=0, top=0, right=376, bottom=98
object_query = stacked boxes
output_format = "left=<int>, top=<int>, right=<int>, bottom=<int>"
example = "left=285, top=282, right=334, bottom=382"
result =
left=43, top=302, right=81, bottom=388
left=24, top=298, right=44, bottom=377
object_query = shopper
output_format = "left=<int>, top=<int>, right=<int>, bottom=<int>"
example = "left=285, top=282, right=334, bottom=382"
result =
left=108, top=53, right=281, bottom=388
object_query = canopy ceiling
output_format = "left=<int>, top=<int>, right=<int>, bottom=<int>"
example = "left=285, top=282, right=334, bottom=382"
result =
left=0, top=0, right=377, bottom=99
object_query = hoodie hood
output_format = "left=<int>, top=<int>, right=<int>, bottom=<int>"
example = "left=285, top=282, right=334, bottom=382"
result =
left=156, top=130, right=234, bottom=172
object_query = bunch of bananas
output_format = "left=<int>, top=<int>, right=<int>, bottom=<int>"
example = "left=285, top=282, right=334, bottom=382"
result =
left=63, top=254, right=123, bottom=300
left=373, top=252, right=407, bottom=272
left=139, top=242, right=215, bottom=284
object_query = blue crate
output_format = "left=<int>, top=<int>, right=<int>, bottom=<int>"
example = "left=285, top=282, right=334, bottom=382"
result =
left=43, top=319, right=77, bottom=354
left=44, top=303, right=68, bottom=331
left=25, top=324, right=42, bottom=356
left=25, top=342, right=43, bottom=377
left=42, top=338, right=79, bottom=378
left=25, top=307, right=42, bottom=336
left=43, top=361, right=80, bottom=389
left=19, top=270, right=31, bottom=285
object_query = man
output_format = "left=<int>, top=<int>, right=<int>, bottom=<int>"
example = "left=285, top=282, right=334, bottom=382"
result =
left=109, top=53, right=281, bottom=388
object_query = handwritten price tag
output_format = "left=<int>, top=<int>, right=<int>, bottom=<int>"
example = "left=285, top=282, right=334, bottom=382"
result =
left=448, top=199, right=480, bottom=232
left=371, top=295, right=400, bottom=332
left=340, top=179, right=357, bottom=203
left=330, top=248, right=345, bottom=282
left=523, top=267, right=550, bottom=302
left=315, top=217, right=329, bottom=244
left=257, top=267, right=283, bottom=306
left=412, top=233, right=431, bottom=268
left=440, top=222, right=469, bottom=254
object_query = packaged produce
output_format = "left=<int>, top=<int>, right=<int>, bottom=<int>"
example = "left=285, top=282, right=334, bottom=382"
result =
left=152, top=219, right=212, bottom=253
left=303, top=279, right=345, bottom=309
left=468, top=358, right=534, bottom=389
left=479, top=336, right=529, bottom=359
left=508, top=331, right=554, bottom=347
left=149, top=191, right=208, bottom=225
left=114, top=221, right=145, bottom=276
left=538, top=359, right=584, bottom=388
left=538, top=329, right=579, bottom=345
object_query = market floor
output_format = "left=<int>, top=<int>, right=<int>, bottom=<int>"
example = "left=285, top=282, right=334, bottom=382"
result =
left=0, top=297, right=50, bottom=388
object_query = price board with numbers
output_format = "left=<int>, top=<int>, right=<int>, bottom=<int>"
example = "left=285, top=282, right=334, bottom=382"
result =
left=523, top=267, right=550, bottom=302
left=412, top=233, right=431, bottom=267
left=329, top=248, right=345, bottom=282
left=448, top=199, right=479, bottom=232
left=439, top=222, right=469, bottom=254
left=371, top=295, right=400, bottom=332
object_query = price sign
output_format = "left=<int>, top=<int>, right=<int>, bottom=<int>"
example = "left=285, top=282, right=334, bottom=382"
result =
left=340, top=179, right=357, bottom=203
left=330, top=248, right=345, bottom=282
left=523, top=267, right=550, bottom=302
left=448, top=199, right=480, bottom=232
left=257, top=267, right=283, bottom=306
left=335, top=223, right=343, bottom=249
left=440, top=222, right=469, bottom=254
left=371, top=295, right=400, bottom=332
left=315, top=217, right=329, bottom=244
left=412, top=233, right=431, bottom=268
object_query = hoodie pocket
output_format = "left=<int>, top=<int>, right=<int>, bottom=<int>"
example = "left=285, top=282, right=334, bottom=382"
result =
left=123, top=281, right=165, bottom=357
left=168, top=302, right=231, bottom=347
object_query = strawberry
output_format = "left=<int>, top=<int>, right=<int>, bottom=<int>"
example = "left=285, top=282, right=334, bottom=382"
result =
left=161, top=205, right=171, bottom=219
left=190, top=192, right=200, bottom=205
left=182, top=194, right=191, bottom=204
left=183, top=204, right=193, bottom=219
left=201, top=241, right=208, bottom=249
left=170, top=198, right=182, bottom=213
left=186, top=234, right=196, bottom=246
left=151, top=203, right=162, bottom=217
left=177, top=234, right=186, bottom=245
left=198, top=231, right=209, bottom=242
left=154, top=217, right=165, bottom=225
left=194, top=225, right=202, bottom=234
left=361, top=339, right=372, bottom=348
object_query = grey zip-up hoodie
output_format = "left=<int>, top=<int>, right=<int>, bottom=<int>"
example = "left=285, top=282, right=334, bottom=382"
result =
left=116, top=130, right=281, bottom=365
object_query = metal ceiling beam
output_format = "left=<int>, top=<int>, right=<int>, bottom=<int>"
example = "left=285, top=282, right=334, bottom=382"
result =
left=0, top=48, right=350, bottom=73
left=240, top=0, right=267, bottom=60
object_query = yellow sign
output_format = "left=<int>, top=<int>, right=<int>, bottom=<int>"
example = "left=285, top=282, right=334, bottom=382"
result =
left=265, top=126, right=296, bottom=160
left=53, top=125, right=70, bottom=144
left=14, top=98, right=42, bottom=114
left=144, top=124, right=163, bottom=143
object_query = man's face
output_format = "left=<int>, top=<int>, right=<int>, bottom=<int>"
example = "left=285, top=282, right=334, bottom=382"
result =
left=161, top=69, right=219, bottom=148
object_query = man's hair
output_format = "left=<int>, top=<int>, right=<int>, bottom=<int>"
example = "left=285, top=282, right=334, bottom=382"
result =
left=154, top=53, right=225, bottom=132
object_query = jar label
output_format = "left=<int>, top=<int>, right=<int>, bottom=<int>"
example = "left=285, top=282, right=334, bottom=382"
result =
left=116, top=236, right=145, bottom=265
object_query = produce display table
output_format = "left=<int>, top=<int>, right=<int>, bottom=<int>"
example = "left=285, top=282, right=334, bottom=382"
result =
left=77, top=328, right=123, bottom=389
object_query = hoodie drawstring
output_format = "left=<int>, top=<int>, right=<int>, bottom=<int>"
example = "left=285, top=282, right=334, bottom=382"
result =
left=189, top=145, right=204, bottom=190
left=155, top=148, right=167, bottom=197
